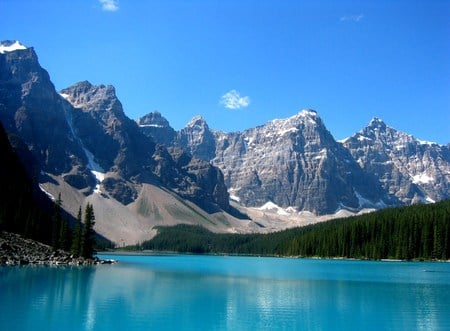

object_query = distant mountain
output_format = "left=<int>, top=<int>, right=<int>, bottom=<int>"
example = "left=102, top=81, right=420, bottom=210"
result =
left=138, top=109, right=449, bottom=215
left=179, top=110, right=392, bottom=214
left=341, top=117, right=450, bottom=205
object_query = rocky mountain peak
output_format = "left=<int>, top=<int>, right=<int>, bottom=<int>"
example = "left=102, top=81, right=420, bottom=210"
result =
left=186, top=115, right=208, bottom=129
left=60, top=81, right=121, bottom=117
left=297, top=108, right=318, bottom=120
left=179, top=115, right=216, bottom=160
left=266, top=109, right=325, bottom=137
left=137, top=112, right=176, bottom=146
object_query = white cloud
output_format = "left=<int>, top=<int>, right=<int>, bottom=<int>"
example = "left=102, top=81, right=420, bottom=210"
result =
left=98, top=0, right=119, bottom=12
left=340, top=14, right=364, bottom=22
left=220, top=90, right=250, bottom=110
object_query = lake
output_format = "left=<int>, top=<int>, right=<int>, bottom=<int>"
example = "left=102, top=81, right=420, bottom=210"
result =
left=1, top=254, right=449, bottom=330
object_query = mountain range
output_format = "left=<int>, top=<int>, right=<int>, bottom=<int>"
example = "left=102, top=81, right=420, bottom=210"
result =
left=1, top=40, right=449, bottom=245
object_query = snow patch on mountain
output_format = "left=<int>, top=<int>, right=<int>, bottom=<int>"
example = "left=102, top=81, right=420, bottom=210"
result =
left=426, top=196, right=436, bottom=203
left=0, top=40, right=27, bottom=54
left=256, top=201, right=292, bottom=216
left=138, top=124, right=164, bottom=128
left=412, top=173, right=434, bottom=184
left=39, top=184, right=55, bottom=201
left=418, top=139, right=437, bottom=146
left=59, top=92, right=71, bottom=100
left=83, top=147, right=105, bottom=194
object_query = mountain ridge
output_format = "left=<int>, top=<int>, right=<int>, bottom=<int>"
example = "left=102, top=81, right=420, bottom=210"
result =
left=1, top=40, right=449, bottom=245
left=137, top=109, right=449, bottom=214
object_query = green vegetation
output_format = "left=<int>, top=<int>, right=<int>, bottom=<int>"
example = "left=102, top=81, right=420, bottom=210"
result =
left=80, top=203, right=96, bottom=259
left=134, top=200, right=450, bottom=260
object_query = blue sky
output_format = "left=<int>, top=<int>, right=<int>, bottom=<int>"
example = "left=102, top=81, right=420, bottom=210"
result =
left=2, top=0, right=449, bottom=143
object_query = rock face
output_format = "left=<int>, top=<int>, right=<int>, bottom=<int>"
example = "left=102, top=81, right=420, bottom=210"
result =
left=341, top=118, right=450, bottom=204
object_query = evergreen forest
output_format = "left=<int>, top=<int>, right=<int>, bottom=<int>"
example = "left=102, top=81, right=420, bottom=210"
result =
left=136, top=200, right=450, bottom=261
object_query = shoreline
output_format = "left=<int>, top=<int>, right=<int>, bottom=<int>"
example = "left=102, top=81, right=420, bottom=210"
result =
left=0, top=231, right=116, bottom=266
left=98, top=250, right=450, bottom=263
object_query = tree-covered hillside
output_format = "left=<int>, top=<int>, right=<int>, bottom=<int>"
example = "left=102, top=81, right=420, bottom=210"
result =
left=137, top=200, right=450, bottom=260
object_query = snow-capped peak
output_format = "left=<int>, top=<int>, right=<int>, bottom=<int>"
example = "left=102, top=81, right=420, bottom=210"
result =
left=0, top=40, right=27, bottom=54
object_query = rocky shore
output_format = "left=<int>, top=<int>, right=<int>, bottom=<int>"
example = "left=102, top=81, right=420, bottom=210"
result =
left=0, top=231, right=115, bottom=266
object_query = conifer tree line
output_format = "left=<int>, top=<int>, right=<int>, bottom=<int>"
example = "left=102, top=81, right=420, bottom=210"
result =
left=138, top=199, right=450, bottom=260
left=50, top=197, right=96, bottom=259
left=0, top=188, right=97, bottom=259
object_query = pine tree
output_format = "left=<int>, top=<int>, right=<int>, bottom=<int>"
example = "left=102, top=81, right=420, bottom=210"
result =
left=71, top=206, right=83, bottom=257
left=81, top=203, right=96, bottom=259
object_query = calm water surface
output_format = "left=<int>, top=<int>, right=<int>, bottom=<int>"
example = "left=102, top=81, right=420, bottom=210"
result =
left=1, top=254, right=449, bottom=330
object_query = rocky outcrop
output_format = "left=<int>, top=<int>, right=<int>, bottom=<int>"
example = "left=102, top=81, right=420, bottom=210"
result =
left=0, top=231, right=113, bottom=266
left=341, top=118, right=450, bottom=204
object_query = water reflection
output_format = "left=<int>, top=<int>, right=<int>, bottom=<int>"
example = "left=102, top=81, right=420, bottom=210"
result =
left=1, top=257, right=450, bottom=331
left=0, top=266, right=95, bottom=330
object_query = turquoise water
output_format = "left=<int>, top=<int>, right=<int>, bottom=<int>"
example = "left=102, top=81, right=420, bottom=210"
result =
left=1, top=255, right=450, bottom=330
